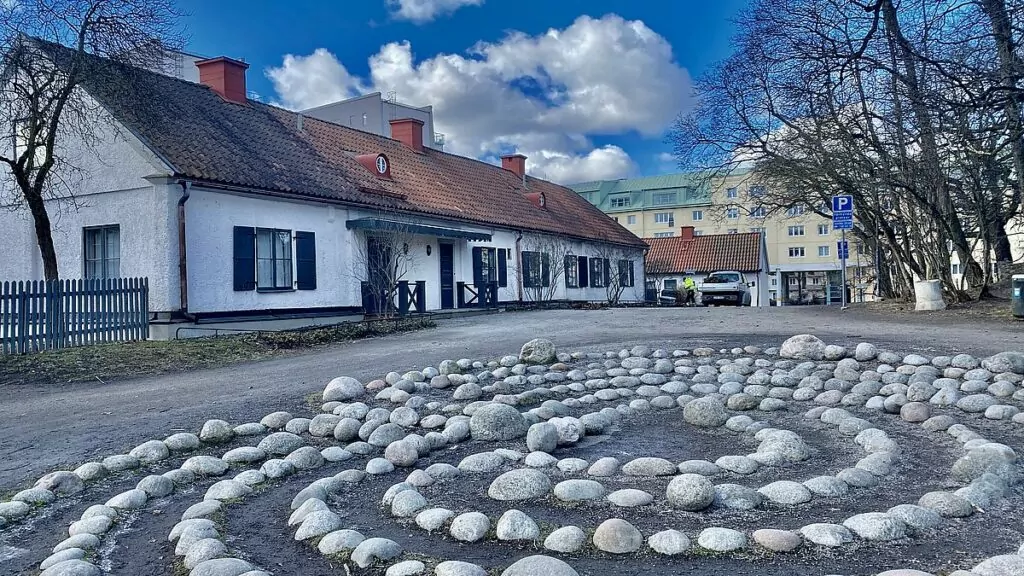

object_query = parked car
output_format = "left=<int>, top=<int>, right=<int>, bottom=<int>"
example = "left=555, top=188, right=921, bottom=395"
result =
left=700, top=271, right=753, bottom=306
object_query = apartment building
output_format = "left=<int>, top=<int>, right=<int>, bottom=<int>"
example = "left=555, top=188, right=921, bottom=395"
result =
left=571, top=170, right=872, bottom=304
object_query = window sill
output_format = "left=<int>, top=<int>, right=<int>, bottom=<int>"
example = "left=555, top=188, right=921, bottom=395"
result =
left=256, top=287, right=296, bottom=293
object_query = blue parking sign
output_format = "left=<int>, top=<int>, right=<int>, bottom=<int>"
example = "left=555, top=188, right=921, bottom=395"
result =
left=832, top=195, right=853, bottom=213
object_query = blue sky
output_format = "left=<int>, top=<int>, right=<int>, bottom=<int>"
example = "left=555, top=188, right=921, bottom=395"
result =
left=176, top=0, right=748, bottom=183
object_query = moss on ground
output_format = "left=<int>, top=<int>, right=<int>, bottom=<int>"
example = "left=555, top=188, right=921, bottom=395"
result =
left=0, top=317, right=435, bottom=386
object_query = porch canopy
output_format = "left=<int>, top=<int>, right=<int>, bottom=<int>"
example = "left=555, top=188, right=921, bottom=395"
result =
left=345, top=218, right=492, bottom=242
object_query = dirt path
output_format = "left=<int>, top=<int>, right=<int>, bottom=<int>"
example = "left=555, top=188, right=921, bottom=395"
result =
left=2, top=306, right=1019, bottom=490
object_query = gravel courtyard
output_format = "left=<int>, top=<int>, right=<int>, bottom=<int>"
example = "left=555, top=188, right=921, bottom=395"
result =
left=2, top=306, right=1023, bottom=576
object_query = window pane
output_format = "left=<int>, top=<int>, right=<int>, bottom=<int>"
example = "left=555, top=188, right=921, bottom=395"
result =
left=276, top=257, right=291, bottom=288
left=257, top=259, right=274, bottom=288
left=257, top=229, right=272, bottom=259
left=106, top=257, right=120, bottom=278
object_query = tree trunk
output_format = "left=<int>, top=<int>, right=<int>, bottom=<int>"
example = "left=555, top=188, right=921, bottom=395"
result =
left=24, top=188, right=60, bottom=280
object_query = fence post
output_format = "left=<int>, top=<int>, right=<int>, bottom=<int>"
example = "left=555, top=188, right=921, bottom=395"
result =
left=415, top=281, right=426, bottom=313
left=456, top=282, right=466, bottom=308
left=397, top=280, right=410, bottom=317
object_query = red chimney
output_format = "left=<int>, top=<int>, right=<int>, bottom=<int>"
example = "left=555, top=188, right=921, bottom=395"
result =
left=390, top=118, right=424, bottom=153
left=680, top=226, right=695, bottom=241
left=195, top=57, right=249, bottom=105
left=501, top=154, right=527, bottom=179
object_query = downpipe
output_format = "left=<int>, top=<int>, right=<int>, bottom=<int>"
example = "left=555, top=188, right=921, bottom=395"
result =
left=515, top=230, right=523, bottom=302
left=177, top=180, right=197, bottom=322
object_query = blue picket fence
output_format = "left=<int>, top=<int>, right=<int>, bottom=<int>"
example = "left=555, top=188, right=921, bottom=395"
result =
left=0, top=278, right=149, bottom=354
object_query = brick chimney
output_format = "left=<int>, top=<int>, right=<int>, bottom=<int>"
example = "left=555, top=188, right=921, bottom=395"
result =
left=501, top=154, right=527, bottom=179
left=390, top=118, right=424, bottom=153
left=680, top=226, right=695, bottom=241
left=195, top=57, right=249, bottom=105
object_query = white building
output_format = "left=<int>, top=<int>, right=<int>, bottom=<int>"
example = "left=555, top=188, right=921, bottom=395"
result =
left=0, top=43, right=645, bottom=337
left=302, top=92, right=441, bottom=151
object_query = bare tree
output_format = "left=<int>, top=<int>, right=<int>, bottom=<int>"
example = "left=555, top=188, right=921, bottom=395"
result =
left=592, top=244, right=639, bottom=305
left=644, top=250, right=676, bottom=305
left=520, top=234, right=574, bottom=303
left=348, top=220, right=420, bottom=318
left=1, top=0, right=183, bottom=279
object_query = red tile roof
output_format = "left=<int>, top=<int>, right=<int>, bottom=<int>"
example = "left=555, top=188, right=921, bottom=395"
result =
left=645, top=232, right=765, bottom=273
left=48, top=41, right=644, bottom=249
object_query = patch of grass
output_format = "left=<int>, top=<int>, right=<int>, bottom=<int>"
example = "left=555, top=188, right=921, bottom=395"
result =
left=0, top=317, right=435, bottom=386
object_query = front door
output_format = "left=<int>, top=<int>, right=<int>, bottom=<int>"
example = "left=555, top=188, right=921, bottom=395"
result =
left=439, top=243, right=455, bottom=309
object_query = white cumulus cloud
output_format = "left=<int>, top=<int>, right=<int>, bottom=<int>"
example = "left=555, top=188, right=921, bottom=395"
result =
left=386, top=0, right=483, bottom=23
left=267, top=14, right=693, bottom=184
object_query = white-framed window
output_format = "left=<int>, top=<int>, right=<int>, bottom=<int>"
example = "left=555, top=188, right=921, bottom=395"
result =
left=809, top=276, right=822, bottom=285
left=652, top=192, right=677, bottom=205
left=727, top=228, right=738, bottom=234
left=789, top=276, right=800, bottom=285
left=692, top=210, right=704, bottom=221
left=654, top=212, right=673, bottom=224
left=818, top=223, right=829, bottom=235
left=653, top=232, right=674, bottom=238
left=693, top=230, right=704, bottom=236
left=610, top=196, right=630, bottom=208
left=626, top=215, right=637, bottom=225
left=83, top=225, right=120, bottom=279
left=726, top=187, right=738, bottom=199
left=787, top=225, right=805, bottom=236
left=726, top=208, right=739, bottom=219
left=749, top=206, right=767, bottom=218
left=951, top=262, right=962, bottom=275
left=788, top=246, right=806, bottom=258
left=750, top=227, right=765, bottom=233
left=786, top=205, right=806, bottom=216
left=749, top=185, right=765, bottom=198
left=818, top=245, right=830, bottom=257
left=614, top=216, right=619, bottom=222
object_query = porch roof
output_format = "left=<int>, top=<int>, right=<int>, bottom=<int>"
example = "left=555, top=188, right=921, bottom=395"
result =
left=345, top=218, right=492, bottom=242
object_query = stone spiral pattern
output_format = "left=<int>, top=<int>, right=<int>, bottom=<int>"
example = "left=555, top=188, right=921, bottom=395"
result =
left=3, top=336, right=1024, bottom=576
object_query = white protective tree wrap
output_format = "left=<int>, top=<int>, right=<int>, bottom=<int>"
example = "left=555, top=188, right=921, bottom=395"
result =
left=914, top=279, right=946, bottom=311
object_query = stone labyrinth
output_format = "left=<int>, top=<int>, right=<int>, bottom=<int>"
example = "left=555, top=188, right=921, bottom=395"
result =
left=4, top=336, right=1024, bottom=576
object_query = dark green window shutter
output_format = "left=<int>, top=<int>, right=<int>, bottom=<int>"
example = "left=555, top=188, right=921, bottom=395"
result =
left=541, top=253, right=551, bottom=287
left=627, top=260, right=635, bottom=287
left=233, top=226, right=256, bottom=291
left=295, top=231, right=317, bottom=290
left=472, top=247, right=484, bottom=286
left=497, top=249, right=508, bottom=287
left=578, top=256, right=589, bottom=287
left=603, top=258, right=611, bottom=287
left=522, top=252, right=534, bottom=288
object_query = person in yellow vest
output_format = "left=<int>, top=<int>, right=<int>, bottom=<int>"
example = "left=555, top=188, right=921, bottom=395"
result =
left=682, top=276, right=697, bottom=306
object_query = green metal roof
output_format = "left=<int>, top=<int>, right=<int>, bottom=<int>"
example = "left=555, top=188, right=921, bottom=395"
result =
left=568, top=172, right=715, bottom=212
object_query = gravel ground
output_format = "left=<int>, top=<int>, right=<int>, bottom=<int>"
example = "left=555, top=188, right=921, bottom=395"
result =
left=1, top=306, right=1022, bottom=576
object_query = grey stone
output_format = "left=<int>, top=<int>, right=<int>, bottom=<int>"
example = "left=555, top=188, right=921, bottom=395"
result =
left=952, top=443, right=1018, bottom=484
left=922, top=415, right=956, bottom=432
left=39, top=560, right=102, bottom=576
left=351, top=538, right=402, bottom=568
left=780, top=334, right=826, bottom=360
left=716, top=455, right=759, bottom=475
left=972, top=555, right=1024, bottom=576
left=40, top=549, right=87, bottom=571
left=622, top=457, right=676, bottom=476
left=697, top=527, right=746, bottom=552
left=900, top=402, right=931, bottom=422
left=183, top=539, right=228, bottom=570
left=982, top=351, right=1024, bottom=374
left=198, top=420, right=234, bottom=443
left=316, top=529, right=365, bottom=555
left=232, top=423, right=266, bottom=436
left=587, top=457, right=620, bottom=477
left=666, top=474, right=715, bottom=511
left=323, top=376, right=364, bottom=402
left=607, top=488, right=654, bottom=507
left=368, top=423, right=407, bottom=447
left=72, top=462, right=108, bottom=482
left=257, top=432, right=304, bottom=456
left=683, top=397, right=728, bottom=427
left=648, top=529, right=691, bottom=555
left=385, top=561, right=425, bottom=576
left=366, top=457, right=395, bottom=475
left=188, top=558, right=253, bottom=576
left=553, top=479, right=605, bottom=501
left=415, top=508, right=455, bottom=532
left=470, top=404, right=527, bottom=441
left=489, top=469, right=551, bottom=500
left=501, top=556, right=579, bottom=576
left=593, top=518, right=643, bottom=554
left=435, top=561, right=486, bottom=576
left=752, top=529, right=801, bottom=552
left=521, top=339, right=557, bottom=365
left=887, top=504, right=942, bottom=530
left=260, top=459, right=295, bottom=479
left=384, top=440, right=420, bottom=467
left=295, top=510, right=343, bottom=541
left=842, top=512, right=906, bottom=541
left=101, top=454, right=139, bottom=473
left=678, top=460, right=722, bottom=476
left=957, top=394, right=999, bottom=413
left=52, top=534, right=100, bottom=553
left=390, top=490, right=428, bottom=518
left=137, top=474, right=175, bottom=498
left=713, top=483, right=763, bottom=510
left=526, top=422, right=558, bottom=453
left=182, top=501, right=222, bottom=521
left=68, top=516, right=112, bottom=536
left=758, top=481, right=811, bottom=505
left=204, top=480, right=252, bottom=501
left=260, top=411, right=292, bottom=429
left=450, top=512, right=490, bottom=542
left=544, top=526, right=586, bottom=553
left=918, top=491, right=974, bottom=517
left=35, top=471, right=86, bottom=496
left=496, top=509, right=540, bottom=541
left=105, top=489, right=147, bottom=510
left=799, top=523, right=853, bottom=547
left=460, top=451, right=506, bottom=473
left=129, top=440, right=171, bottom=464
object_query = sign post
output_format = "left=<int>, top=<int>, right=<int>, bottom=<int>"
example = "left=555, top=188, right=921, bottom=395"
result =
left=831, top=195, right=854, bottom=309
